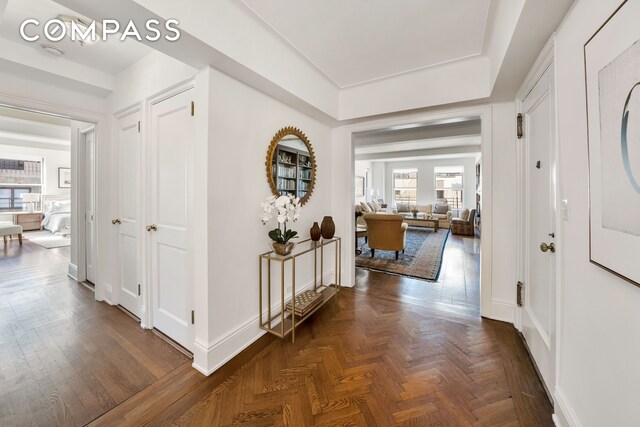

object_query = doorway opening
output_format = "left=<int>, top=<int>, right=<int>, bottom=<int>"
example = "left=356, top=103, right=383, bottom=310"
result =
left=0, top=104, right=97, bottom=289
left=351, top=116, right=483, bottom=314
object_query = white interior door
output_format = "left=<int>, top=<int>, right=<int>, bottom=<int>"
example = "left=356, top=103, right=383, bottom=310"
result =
left=84, top=128, right=96, bottom=283
left=149, top=88, right=194, bottom=350
left=520, top=63, right=557, bottom=395
left=115, top=110, right=142, bottom=318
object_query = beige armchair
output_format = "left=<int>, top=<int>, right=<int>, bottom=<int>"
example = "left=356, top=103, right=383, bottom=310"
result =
left=363, top=213, right=408, bottom=260
left=451, top=209, right=476, bottom=236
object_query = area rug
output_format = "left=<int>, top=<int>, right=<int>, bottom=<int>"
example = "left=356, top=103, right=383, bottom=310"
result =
left=25, top=230, right=71, bottom=249
left=356, top=227, right=449, bottom=281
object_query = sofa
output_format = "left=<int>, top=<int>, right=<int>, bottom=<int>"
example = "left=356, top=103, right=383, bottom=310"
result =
left=363, top=213, right=408, bottom=260
left=451, top=209, right=476, bottom=236
left=355, top=201, right=386, bottom=227
left=392, top=203, right=453, bottom=229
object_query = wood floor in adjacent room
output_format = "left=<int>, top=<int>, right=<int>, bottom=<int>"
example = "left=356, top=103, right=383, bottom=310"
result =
left=0, top=234, right=553, bottom=426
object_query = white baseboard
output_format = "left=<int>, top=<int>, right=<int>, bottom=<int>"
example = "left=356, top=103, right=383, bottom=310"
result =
left=486, top=299, right=515, bottom=323
left=553, top=386, right=582, bottom=427
left=192, top=315, right=265, bottom=376
left=67, top=263, right=78, bottom=281
left=192, top=272, right=334, bottom=376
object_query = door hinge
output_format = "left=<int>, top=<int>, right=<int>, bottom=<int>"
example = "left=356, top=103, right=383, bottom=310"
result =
left=137, top=284, right=141, bottom=296
left=191, top=310, right=195, bottom=324
left=137, top=121, right=141, bottom=133
left=517, top=282, right=524, bottom=307
left=191, top=101, right=195, bottom=116
left=517, top=113, right=523, bottom=139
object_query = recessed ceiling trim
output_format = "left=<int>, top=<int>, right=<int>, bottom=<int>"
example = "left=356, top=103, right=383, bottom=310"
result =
left=338, top=53, right=483, bottom=89
left=238, top=0, right=342, bottom=88
left=240, top=0, right=490, bottom=89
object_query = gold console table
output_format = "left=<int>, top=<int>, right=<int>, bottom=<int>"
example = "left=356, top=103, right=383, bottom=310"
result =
left=259, top=237, right=341, bottom=343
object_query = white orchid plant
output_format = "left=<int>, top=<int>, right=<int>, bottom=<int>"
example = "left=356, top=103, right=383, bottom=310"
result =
left=260, top=194, right=301, bottom=244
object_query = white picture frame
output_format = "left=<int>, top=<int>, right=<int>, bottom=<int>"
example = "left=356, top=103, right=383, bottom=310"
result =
left=58, top=167, right=71, bottom=188
left=585, top=0, right=640, bottom=287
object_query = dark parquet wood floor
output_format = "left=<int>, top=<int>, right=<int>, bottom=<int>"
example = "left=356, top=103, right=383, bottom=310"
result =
left=1, top=234, right=553, bottom=426
left=0, top=236, right=188, bottom=426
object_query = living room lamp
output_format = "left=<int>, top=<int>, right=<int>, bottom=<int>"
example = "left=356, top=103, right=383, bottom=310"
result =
left=20, top=193, right=40, bottom=213
left=451, top=183, right=463, bottom=210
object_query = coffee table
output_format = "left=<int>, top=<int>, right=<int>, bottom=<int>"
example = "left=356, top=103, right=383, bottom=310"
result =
left=401, top=215, right=440, bottom=232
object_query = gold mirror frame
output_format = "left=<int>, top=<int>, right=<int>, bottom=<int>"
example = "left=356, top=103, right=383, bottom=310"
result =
left=265, top=126, right=316, bottom=206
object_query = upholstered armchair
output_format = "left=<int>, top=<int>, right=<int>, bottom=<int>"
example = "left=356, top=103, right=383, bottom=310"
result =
left=363, top=213, right=408, bottom=260
left=451, top=209, right=476, bottom=236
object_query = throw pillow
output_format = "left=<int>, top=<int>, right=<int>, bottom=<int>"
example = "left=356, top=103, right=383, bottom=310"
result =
left=460, top=209, right=470, bottom=221
left=397, top=202, right=408, bottom=212
left=371, top=200, right=381, bottom=211
left=434, top=204, right=449, bottom=214
left=360, top=201, right=372, bottom=213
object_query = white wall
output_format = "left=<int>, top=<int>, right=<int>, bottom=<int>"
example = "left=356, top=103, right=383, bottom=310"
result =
left=552, top=1, right=640, bottom=425
left=382, top=157, right=477, bottom=210
left=0, top=145, right=70, bottom=197
left=202, top=68, right=334, bottom=373
left=371, top=162, right=386, bottom=204
left=354, top=160, right=372, bottom=204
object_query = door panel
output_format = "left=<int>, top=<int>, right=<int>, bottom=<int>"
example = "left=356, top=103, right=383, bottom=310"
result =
left=149, top=88, right=194, bottom=350
left=116, top=110, right=141, bottom=318
left=521, top=63, right=557, bottom=394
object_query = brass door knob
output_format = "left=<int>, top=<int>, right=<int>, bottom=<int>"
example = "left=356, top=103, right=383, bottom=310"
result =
left=112, top=218, right=121, bottom=225
left=540, top=242, right=555, bottom=253
left=146, top=224, right=157, bottom=232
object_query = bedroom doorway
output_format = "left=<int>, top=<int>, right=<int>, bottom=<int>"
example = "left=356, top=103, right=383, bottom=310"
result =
left=0, top=105, right=96, bottom=287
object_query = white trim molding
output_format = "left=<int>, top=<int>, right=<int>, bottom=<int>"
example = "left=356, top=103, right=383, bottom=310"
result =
left=553, top=386, right=583, bottom=427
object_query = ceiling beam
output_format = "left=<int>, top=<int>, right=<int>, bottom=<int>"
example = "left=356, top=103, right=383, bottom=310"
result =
left=51, top=0, right=339, bottom=124
left=0, top=38, right=114, bottom=94
left=354, top=119, right=481, bottom=147
left=355, top=145, right=481, bottom=162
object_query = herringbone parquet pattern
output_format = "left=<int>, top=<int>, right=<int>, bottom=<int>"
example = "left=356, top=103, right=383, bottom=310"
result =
left=161, top=291, right=551, bottom=426
left=92, top=269, right=552, bottom=426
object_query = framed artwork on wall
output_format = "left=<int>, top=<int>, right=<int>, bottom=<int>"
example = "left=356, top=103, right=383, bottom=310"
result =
left=584, top=0, right=640, bottom=287
left=355, top=175, right=365, bottom=197
left=58, top=167, right=71, bottom=188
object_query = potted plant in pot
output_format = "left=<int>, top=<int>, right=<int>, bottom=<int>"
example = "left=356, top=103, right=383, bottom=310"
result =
left=260, top=194, right=301, bottom=255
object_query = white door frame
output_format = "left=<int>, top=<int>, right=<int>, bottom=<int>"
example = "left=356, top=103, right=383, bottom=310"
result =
left=76, top=124, right=97, bottom=284
left=0, top=93, right=110, bottom=302
left=336, top=104, right=495, bottom=318
left=514, top=36, right=562, bottom=395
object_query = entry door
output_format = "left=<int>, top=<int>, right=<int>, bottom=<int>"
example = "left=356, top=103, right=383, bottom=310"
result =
left=84, top=128, right=96, bottom=283
left=520, top=63, right=557, bottom=394
left=149, top=88, right=194, bottom=350
left=115, top=110, right=142, bottom=318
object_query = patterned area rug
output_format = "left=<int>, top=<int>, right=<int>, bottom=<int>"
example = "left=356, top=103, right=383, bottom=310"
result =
left=355, top=227, right=449, bottom=281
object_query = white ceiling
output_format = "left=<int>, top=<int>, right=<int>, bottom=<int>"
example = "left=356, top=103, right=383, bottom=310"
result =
left=240, top=0, right=490, bottom=88
left=0, top=0, right=152, bottom=75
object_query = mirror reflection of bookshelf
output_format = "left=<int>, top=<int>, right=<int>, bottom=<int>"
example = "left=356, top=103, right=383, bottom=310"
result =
left=272, top=146, right=312, bottom=199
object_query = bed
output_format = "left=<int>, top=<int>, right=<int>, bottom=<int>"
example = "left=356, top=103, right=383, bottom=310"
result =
left=41, top=195, right=71, bottom=235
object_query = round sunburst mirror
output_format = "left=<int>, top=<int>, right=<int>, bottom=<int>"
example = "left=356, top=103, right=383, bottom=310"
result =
left=266, top=127, right=316, bottom=205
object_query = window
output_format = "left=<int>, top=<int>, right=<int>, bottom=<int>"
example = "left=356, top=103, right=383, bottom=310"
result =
left=435, top=171, right=463, bottom=208
left=393, top=170, right=417, bottom=206
left=0, top=158, right=43, bottom=212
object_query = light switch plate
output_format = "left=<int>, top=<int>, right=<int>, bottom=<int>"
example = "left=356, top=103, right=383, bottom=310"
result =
left=561, top=199, right=569, bottom=221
